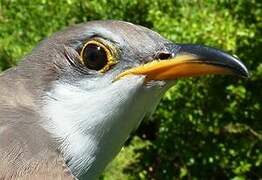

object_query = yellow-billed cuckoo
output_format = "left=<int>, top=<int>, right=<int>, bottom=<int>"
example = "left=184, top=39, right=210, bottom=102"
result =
left=0, top=20, right=248, bottom=180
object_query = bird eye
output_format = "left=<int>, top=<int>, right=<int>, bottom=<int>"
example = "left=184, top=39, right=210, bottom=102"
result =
left=80, top=40, right=116, bottom=72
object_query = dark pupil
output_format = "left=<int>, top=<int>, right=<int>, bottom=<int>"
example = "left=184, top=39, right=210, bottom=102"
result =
left=82, top=44, right=108, bottom=70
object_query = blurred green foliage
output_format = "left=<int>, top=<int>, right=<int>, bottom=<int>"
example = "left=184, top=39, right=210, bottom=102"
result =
left=0, top=0, right=261, bottom=179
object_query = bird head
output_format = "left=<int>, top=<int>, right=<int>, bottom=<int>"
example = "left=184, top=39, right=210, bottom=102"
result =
left=18, top=20, right=248, bottom=179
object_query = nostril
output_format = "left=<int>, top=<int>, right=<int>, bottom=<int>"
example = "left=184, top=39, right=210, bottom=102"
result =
left=156, top=52, right=172, bottom=60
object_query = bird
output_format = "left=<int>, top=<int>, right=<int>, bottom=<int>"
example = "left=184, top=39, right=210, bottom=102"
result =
left=0, top=20, right=248, bottom=180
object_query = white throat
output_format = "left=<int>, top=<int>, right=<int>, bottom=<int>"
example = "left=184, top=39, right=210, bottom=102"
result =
left=42, top=76, right=167, bottom=179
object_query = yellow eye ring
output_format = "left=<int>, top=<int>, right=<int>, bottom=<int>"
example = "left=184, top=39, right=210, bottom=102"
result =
left=80, top=39, right=117, bottom=73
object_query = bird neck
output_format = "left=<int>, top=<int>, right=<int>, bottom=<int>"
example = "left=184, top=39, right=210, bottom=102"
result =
left=41, top=77, right=166, bottom=179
